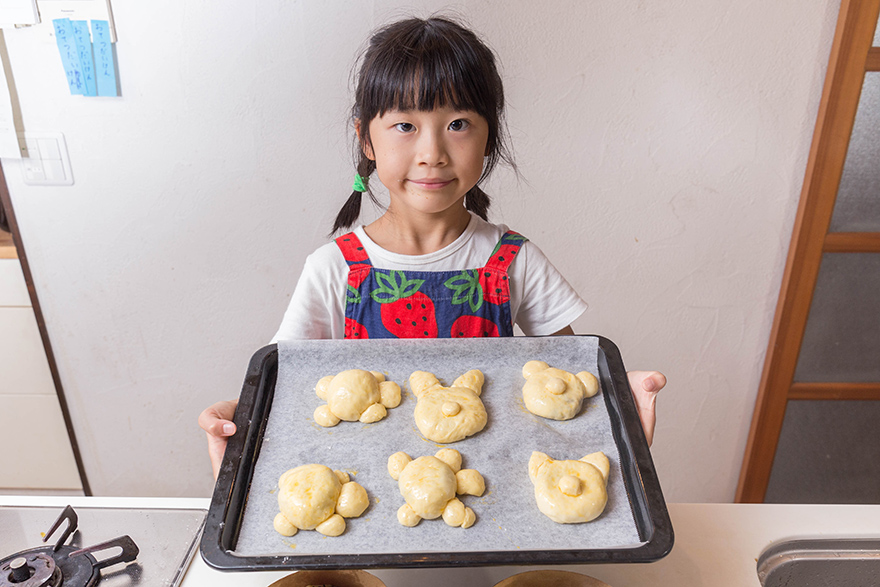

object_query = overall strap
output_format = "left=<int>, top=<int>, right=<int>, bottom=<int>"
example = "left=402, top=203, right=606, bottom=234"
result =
left=335, top=232, right=373, bottom=267
left=485, top=230, right=527, bottom=272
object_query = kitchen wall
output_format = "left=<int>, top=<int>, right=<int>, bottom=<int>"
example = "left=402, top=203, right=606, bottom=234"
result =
left=0, top=0, right=841, bottom=499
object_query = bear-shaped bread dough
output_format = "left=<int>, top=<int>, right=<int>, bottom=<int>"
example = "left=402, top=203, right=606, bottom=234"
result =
left=388, top=448, right=485, bottom=528
left=274, top=464, right=369, bottom=537
left=409, top=370, right=487, bottom=443
left=521, top=361, right=599, bottom=421
left=314, top=369, right=401, bottom=427
left=528, top=451, right=610, bottom=524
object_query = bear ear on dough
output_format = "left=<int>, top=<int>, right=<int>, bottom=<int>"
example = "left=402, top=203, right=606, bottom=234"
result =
left=528, top=451, right=609, bottom=524
left=409, top=369, right=487, bottom=443
left=521, top=361, right=599, bottom=421
left=274, top=464, right=370, bottom=537
left=313, top=369, right=401, bottom=427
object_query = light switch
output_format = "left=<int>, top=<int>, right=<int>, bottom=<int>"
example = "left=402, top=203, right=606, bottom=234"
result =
left=37, top=138, right=62, bottom=160
left=17, top=132, right=73, bottom=186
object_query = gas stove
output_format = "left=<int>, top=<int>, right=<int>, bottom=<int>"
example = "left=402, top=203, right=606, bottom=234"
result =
left=0, top=504, right=206, bottom=587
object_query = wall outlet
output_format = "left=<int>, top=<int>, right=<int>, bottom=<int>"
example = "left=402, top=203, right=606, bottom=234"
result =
left=17, top=132, right=74, bottom=186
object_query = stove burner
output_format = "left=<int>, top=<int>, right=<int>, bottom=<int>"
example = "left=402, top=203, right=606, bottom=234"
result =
left=0, top=507, right=138, bottom=587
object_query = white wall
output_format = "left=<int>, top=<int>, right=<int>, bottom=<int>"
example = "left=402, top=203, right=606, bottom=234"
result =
left=0, top=0, right=840, bottom=499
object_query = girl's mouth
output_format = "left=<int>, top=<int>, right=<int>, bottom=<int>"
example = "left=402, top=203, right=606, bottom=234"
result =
left=409, top=178, right=454, bottom=189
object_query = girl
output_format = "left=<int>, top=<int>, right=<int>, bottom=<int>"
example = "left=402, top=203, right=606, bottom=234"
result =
left=199, top=16, right=665, bottom=478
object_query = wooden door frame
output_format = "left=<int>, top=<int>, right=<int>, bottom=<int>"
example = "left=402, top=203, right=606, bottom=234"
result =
left=0, top=167, right=92, bottom=495
left=736, top=0, right=880, bottom=502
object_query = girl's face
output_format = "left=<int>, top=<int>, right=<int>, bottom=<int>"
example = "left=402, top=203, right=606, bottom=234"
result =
left=363, top=106, right=489, bottom=221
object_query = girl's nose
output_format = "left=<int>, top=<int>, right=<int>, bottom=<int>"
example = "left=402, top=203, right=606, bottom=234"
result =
left=417, top=132, right=448, bottom=166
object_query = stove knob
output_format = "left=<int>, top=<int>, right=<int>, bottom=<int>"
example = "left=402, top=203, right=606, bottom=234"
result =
left=9, top=557, right=31, bottom=583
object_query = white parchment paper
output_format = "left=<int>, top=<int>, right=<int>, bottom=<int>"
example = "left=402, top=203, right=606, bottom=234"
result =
left=234, top=337, right=642, bottom=557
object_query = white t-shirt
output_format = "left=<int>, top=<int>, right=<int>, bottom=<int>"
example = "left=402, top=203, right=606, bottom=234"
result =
left=272, top=213, right=587, bottom=341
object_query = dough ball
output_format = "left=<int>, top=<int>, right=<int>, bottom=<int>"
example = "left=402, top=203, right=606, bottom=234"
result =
left=414, top=388, right=487, bottom=443
left=334, top=470, right=350, bottom=484
left=277, top=464, right=342, bottom=530
left=577, top=371, right=600, bottom=398
left=398, top=456, right=456, bottom=519
left=522, top=360, right=550, bottom=378
left=397, top=503, right=420, bottom=527
left=370, top=371, right=385, bottom=383
left=455, top=469, right=485, bottom=497
left=336, top=482, right=369, bottom=518
left=315, top=376, right=334, bottom=400
left=461, top=507, right=476, bottom=529
left=387, top=452, right=412, bottom=481
left=434, top=448, right=462, bottom=472
left=442, top=498, right=466, bottom=527
left=452, top=370, right=484, bottom=395
left=314, top=405, right=340, bottom=428
left=409, top=371, right=441, bottom=397
left=273, top=512, right=298, bottom=537
left=327, top=369, right=381, bottom=421
left=359, top=403, right=386, bottom=423
left=315, top=513, right=346, bottom=537
left=379, top=381, right=402, bottom=408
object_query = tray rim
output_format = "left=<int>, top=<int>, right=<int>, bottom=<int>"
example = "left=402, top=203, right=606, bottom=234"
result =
left=200, top=335, right=674, bottom=570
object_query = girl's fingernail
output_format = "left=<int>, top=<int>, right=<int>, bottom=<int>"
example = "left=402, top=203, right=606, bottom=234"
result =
left=223, top=423, right=235, bottom=435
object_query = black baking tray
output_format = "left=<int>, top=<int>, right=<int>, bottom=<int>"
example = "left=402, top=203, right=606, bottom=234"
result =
left=200, top=336, right=673, bottom=570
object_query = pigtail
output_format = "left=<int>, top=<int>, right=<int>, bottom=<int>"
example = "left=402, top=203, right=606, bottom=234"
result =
left=331, top=157, right=376, bottom=235
left=464, top=185, right=491, bottom=221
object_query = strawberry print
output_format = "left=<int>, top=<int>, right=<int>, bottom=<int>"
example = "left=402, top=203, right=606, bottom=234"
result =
left=336, top=235, right=369, bottom=263
left=482, top=269, right=508, bottom=305
left=347, top=263, right=371, bottom=290
left=371, top=271, right=438, bottom=338
left=451, top=315, right=499, bottom=338
left=345, top=317, right=369, bottom=339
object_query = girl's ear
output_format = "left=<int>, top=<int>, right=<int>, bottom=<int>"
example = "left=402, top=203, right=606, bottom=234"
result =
left=355, top=119, right=376, bottom=161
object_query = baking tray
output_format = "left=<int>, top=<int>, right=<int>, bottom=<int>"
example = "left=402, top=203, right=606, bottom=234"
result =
left=201, top=336, right=673, bottom=570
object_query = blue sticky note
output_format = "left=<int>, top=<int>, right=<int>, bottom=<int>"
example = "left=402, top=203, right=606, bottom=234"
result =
left=53, top=19, right=85, bottom=95
left=71, top=21, right=96, bottom=97
left=91, top=20, right=117, bottom=97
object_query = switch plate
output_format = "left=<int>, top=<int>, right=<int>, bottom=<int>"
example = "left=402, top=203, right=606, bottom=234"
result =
left=17, top=132, right=73, bottom=186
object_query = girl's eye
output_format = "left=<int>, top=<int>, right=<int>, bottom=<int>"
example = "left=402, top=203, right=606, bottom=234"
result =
left=394, top=122, right=415, bottom=133
left=449, top=119, right=469, bottom=131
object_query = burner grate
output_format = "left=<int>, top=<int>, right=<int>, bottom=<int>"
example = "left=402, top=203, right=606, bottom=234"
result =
left=0, top=507, right=138, bottom=587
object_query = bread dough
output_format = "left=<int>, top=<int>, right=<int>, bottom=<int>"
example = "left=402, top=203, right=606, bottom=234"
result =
left=521, top=361, right=599, bottom=421
left=275, top=464, right=369, bottom=537
left=410, top=370, right=487, bottom=443
left=388, top=449, right=484, bottom=528
left=314, top=369, right=401, bottom=426
left=528, top=451, right=609, bottom=524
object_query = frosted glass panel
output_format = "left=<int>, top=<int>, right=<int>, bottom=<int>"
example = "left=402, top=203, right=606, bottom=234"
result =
left=829, top=74, right=880, bottom=232
left=794, top=253, right=880, bottom=382
left=765, top=400, right=880, bottom=504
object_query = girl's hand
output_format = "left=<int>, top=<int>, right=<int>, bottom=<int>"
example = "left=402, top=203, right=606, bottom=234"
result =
left=198, top=399, right=239, bottom=480
left=626, top=371, right=666, bottom=447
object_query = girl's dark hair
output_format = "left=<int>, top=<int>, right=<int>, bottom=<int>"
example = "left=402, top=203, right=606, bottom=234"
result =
left=331, top=16, right=515, bottom=234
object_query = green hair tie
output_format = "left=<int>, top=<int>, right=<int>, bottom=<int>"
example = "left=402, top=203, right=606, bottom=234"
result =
left=352, top=174, right=368, bottom=193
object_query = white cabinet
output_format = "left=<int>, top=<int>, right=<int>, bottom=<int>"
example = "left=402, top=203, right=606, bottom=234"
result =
left=0, top=258, right=82, bottom=492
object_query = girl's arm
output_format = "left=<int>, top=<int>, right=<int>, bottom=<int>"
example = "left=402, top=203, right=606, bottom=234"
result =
left=551, top=326, right=665, bottom=447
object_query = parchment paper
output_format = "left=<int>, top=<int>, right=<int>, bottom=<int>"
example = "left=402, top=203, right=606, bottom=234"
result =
left=234, top=337, right=642, bottom=557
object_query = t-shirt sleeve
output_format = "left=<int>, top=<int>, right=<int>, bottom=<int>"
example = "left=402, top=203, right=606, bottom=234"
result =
left=270, top=245, right=347, bottom=342
left=512, top=241, right=588, bottom=336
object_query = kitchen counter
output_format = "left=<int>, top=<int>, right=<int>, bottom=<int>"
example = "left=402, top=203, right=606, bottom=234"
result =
left=3, top=496, right=880, bottom=587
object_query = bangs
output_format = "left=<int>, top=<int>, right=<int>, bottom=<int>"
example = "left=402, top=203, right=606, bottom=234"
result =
left=367, top=54, right=486, bottom=116
left=356, top=19, right=499, bottom=121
